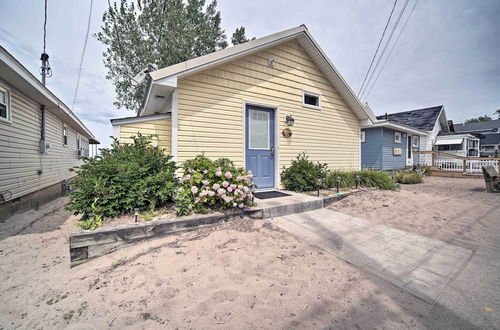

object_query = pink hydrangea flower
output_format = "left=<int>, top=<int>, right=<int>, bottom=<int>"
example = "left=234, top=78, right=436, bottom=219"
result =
left=212, top=183, right=220, bottom=190
left=227, top=187, right=233, bottom=193
left=185, top=174, right=191, bottom=180
left=217, top=188, right=226, bottom=195
left=208, top=190, right=215, bottom=197
left=230, top=184, right=237, bottom=189
left=177, top=187, right=183, bottom=192
left=225, top=171, right=232, bottom=179
left=233, top=202, right=237, bottom=207
left=203, top=170, right=208, bottom=174
left=222, top=181, right=229, bottom=188
left=238, top=185, right=243, bottom=190
left=238, top=203, right=244, bottom=208
left=191, top=186, right=199, bottom=194
left=202, top=180, right=209, bottom=186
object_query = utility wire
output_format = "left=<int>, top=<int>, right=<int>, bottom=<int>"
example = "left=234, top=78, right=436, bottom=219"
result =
left=43, top=0, right=47, bottom=53
left=72, top=0, right=93, bottom=110
left=357, top=0, right=398, bottom=97
left=360, top=0, right=410, bottom=100
left=363, top=0, right=420, bottom=100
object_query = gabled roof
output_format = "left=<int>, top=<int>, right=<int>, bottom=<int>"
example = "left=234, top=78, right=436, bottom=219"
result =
left=454, top=119, right=500, bottom=133
left=0, top=46, right=97, bottom=141
left=146, top=25, right=375, bottom=122
left=376, top=106, right=445, bottom=131
left=362, top=120, right=428, bottom=136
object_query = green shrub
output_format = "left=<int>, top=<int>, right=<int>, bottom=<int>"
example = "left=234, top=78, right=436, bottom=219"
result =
left=326, top=170, right=355, bottom=188
left=393, top=169, right=423, bottom=184
left=175, top=155, right=254, bottom=216
left=67, top=134, right=177, bottom=227
left=355, top=169, right=399, bottom=190
left=281, top=153, right=329, bottom=191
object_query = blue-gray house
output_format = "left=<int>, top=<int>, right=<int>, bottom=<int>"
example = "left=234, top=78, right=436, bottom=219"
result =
left=361, top=117, right=429, bottom=170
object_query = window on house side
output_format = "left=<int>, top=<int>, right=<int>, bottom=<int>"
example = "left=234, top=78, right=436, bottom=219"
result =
left=0, top=87, right=10, bottom=121
left=412, top=135, right=419, bottom=147
left=303, top=91, right=320, bottom=108
left=361, top=131, right=366, bottom=143
left=63, top=125, right=68, bottom=146
left=394, top=132, right=401, bottom=144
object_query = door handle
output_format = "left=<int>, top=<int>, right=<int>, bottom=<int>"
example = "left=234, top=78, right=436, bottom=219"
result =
left=270, top=146, right=275, bottom=156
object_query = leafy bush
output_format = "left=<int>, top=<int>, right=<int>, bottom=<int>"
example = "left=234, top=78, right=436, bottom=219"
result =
left=326, top=169, right=355, bottom=188
left=67, top=134, right=178, bottom=227
left=355, top=169, right=399, bottom=190
left=393, top=169, right=423, bottom=184
left=175, top=155, right=254, bottom=216
left=281, top=153, right=329, bottom=192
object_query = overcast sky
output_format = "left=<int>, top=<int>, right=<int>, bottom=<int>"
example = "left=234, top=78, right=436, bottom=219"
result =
left=1, top=0, right=499, bottom=147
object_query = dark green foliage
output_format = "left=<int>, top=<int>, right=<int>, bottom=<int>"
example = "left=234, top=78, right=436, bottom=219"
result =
left=326, top=169, right=398, bottom=190
left=96, top=0, right=251, bottom=111
left=326, top=169, right=356, bottom=188
left=393, top=169, right=423, bottom=184
left=280, top=153, right=329, bottom=192
left=231, top=26, right=255, bottom=45
left=67, top=135, right=177, bottom=227
left=465, top=115, right=492, bottom=123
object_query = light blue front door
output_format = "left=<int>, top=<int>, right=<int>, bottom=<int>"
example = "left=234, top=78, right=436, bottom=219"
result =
left=245, top=105, right=275, bottom=189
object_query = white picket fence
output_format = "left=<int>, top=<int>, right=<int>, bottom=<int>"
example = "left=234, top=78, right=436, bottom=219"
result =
left=434, top=157, right=499, bottom=174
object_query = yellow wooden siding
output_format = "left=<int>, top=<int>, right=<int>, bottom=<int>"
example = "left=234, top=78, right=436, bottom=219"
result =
left=176, top=39, right=360, bottom=183
left=119, top=118, right=171, bottom=154
left=0, top=86, right=89, bottom=200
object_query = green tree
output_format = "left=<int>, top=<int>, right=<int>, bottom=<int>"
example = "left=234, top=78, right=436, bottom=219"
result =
left=231, top=26, right=255, bottom=46
left=96, top=0, right=230, bottom=111
left=465, top=115, right=492, bottom=123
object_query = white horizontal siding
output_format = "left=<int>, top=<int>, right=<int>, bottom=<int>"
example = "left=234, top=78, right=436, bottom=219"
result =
left=0, top=85, right=87, bottom=200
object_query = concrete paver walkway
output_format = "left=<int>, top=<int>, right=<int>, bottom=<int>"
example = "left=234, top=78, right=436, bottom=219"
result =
left=273, top=208, right=473, bottom=304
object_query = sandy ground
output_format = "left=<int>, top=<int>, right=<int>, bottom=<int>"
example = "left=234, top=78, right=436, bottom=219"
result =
left=0, top=198, right=428, bottom=329
left=329, top=176, right=500, bottom=251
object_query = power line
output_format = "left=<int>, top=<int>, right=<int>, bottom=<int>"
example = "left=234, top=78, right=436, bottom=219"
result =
left=43, top=0, right=47, bottom=53
left=363, top=0, right=420, bottom=100
left=357, top=0, right=398, bottom=97
left=72, top=0, right=93, bottom=110
left=359, top=0, right=411, bottom=100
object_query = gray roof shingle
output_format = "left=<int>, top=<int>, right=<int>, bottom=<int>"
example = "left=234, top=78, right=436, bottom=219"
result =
left=376, top=106, right=444, bottom=131
left=454, top=119, right=500, bottom=133
left=481, top=134, right=500, bottom=146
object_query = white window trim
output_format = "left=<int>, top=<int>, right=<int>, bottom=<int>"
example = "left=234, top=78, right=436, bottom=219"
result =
left=412, top=135, right=419, bottom=147
left=361, top=130, right=366, bottom=143
left=394, top=131, right=401, bottom=144
left=248, top=109, right=270, bottom=150
left=0, top=84, right=12, bottom=123
left=63, top=124, right=68, bottom=146
left=302, top=90, right=321, bottom=109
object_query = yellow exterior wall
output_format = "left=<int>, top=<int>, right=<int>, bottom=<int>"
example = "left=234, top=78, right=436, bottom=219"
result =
left=176, top=39, right=361, bottom=183
left=119, top=118, right=171, bottom=154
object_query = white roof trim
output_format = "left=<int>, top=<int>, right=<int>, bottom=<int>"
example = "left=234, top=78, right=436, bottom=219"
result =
left=111, top=113, right=171, bottom=126
left=146, top=25, right=375, bottom=122
left=363, top=120, right=429, bottom=136
left=0, top=46, right=96, bottom=140
left=435, top=138, right=463, bottom=145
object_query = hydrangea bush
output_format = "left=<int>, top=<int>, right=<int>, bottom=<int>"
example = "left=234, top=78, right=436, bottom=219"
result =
left=175, top=155, right=254, bottom=216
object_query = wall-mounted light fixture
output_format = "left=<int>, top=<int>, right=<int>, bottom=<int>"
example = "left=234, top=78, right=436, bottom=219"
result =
left=267, top=58, right=275, bottom=67
left=285, top=115, right=295, bottom=126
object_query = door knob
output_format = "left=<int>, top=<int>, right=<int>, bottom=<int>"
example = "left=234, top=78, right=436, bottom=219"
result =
left=270, top=146, right=275, bottom=156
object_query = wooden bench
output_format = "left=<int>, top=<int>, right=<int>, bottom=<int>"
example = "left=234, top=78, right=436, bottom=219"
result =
left=482, top=166, right=500, bottom=193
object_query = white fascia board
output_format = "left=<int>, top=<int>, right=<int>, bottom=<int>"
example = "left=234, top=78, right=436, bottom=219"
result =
left=110, top=113, right=171, bottom=126
left=0, top=47, right=95, bottom=139
left=155, top=76, right=177, bottom=87
left=363, top=120, right=429, bottom=136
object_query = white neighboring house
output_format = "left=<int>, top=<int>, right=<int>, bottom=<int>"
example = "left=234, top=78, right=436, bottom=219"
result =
left=0, top=46, right=99, bottom=220
left=434, top=133, right=480, bottom=158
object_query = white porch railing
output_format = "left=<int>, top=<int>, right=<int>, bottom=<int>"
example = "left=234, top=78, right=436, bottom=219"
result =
left=415, top=151, right=500, bottom=174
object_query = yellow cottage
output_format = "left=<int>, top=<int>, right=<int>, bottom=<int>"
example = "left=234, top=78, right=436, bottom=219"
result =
left=111, top=25, right=375, bottom=190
